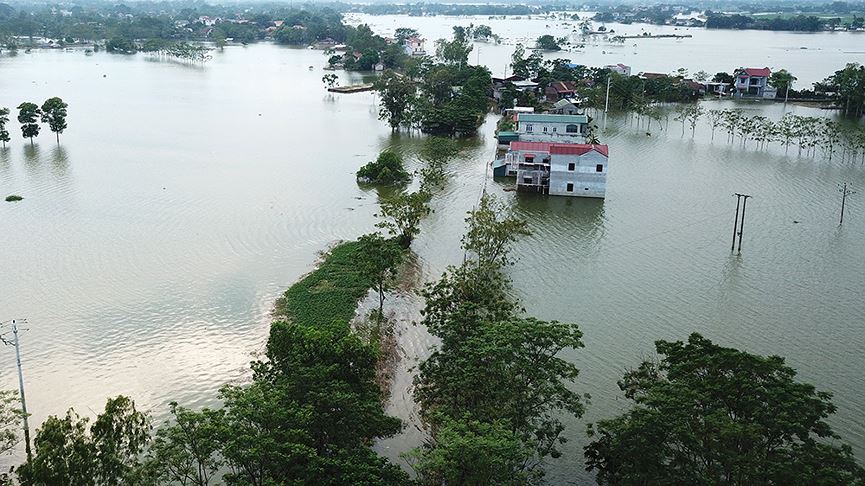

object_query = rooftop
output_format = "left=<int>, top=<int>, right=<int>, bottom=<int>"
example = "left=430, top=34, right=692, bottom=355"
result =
left=510, top=141, right=609, bottom=157
left=742, top=67, right=771, bottom=77
left=518, top=113, right=589, bottom=124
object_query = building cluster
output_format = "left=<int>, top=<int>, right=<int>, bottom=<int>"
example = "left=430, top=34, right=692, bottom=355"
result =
left=494, top=110, right=609, bottom=199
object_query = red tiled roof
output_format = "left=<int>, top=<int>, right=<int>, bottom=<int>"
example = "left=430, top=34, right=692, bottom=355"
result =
left=511, top=142, right=608, bottom=157
left=550, top=144, right=609, bottom=157
left=744, top=67, right=770, bottom=77
left=510, top=141, right=554, bottom=152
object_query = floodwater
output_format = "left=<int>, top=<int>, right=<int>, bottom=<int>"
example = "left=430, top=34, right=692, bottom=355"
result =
left=350, top=12, right=865, bottom=85
left=1, top=23, right=864, bottom=485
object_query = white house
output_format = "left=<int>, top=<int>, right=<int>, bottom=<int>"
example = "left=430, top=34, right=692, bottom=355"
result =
left=516, top=113, right=588, bottom=143
left=604, top=63, right=632, bottom=76
left=734, top=67, right=777, bottom=98
left=504, top=141, right=609, bottom=198
left=403, top=36, right=426, bottom=56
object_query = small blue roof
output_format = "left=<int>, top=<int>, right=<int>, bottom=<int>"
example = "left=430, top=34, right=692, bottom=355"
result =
left=518, top=113, right=588, bottom=124
left=565, top=63, right=583, bottom=69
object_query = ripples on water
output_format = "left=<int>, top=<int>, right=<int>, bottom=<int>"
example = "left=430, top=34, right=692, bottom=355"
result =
left=2, top=45, right=865, bottom=484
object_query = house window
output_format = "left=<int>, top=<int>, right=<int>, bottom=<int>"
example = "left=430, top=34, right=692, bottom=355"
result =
left=596, top=164, right=603, bottom=172
left=525, top=156, right=534, bottom=163
left=524, top=177, right=533, bottom=184
left=526, top=124, right=533, bottom=132
left=568, top=163, right=575, bottom=171
left=552, top=127, right=557, bottom=132
left=566, top=183, right=574, bottom=192
left=566, top=124, right=579, bottom=133
left=543, top=127, right=548, bottom=132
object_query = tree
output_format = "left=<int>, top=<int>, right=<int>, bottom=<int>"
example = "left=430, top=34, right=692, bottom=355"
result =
left=0, top=107, right=10, bottom=148
left=535, top=34, right=560, bottom=51
left=585, top=333, right=865, bottom=485
left=411, top=194, right=585, bottom=481
left=510, top=44, right=543, bottom=79
left=394, top=27, right=418, bottom=44
left=140, top=403, right=225, bottom=486
left=375, top=190, right=431, bottom=248
left=374, top=70, right=416, bottom=130
left=472, top=25, right=493, bottom=40
left=820, top=63, right=865, bottom=117
left=41, top=97, right=68, bottom=144
left=712, top=71, right=734, bottom=84
left=435, top=29, right=472, bottom=65
left=357, top=150, right=411, bottom=184
left=406, top=415, right=539, bottom=486
left=16, top=102, right=40, bottom=146
left=356, top=233, right=403, bottom=316
left=322, top=73, right=338, bottom=89
left=0, top=390, right=23, bottom=456
left=694, top=70, right=709, bottom=82
left=18, top=396, right=151, bottom=486
left=769, top=69, right=797, bottom=97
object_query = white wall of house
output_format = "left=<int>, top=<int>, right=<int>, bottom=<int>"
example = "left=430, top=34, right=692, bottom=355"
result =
left=518, top=122, right=586, bottom=142
left=549, top=151, right=607, bottom=198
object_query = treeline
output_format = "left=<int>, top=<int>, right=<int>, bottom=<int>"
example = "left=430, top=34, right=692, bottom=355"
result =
left=706, top=12, right=825, bottom=31
left=0, top=2, right=345, bottom=50
left=346, top=3, right=544, bottom=17
left=0, top=97, right=68, bottom=147
left=375, top=27, right=493, bottom=136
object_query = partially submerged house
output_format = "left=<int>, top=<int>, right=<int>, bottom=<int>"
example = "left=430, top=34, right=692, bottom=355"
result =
left=734, top=67, right=777, bottom=98
left=403, top=36, right=426, bottom=56
left=551, top=98, right=584, bottom=115
left=605, top=63, right=632, bottom=76
left=503, top=141, right=609, bottom=198
left=516, top=113, right=588, bottom=143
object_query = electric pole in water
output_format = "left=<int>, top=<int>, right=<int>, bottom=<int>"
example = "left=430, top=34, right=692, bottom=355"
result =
left=731, top=193, right=752, bottom=254
left=1, top=319, right=32, bottom=461
left=838, top=182, right=855, bottom=225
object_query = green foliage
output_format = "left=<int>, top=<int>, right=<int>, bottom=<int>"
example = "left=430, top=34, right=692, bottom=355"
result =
left=374, top=71, right=417, bottom=130
left=820, top=63, right=865, bottom=117
left=106, top=36, right=137, bottom=53
left=411, top=194, right=585, bottom=481
left=41, top=97, right=68, bottom=143
left=273, top=241, right=374, bottom=329
left=18, top=396, right=151, bottom=486
left=770, top=69, right=797, bottom=95
left=536, top=34, right=561, bottom=51
left=435, top=27, right=472, bottom=65
left=0, top=390, right=23, bottom=455
left=357, top=150, right=411, bottom=185
left=0, top=107, right=10, bottom=147
left=4, top=195, right=22, bottom=202
left=375, top=190, right=431, bottom=248
left=406, top=415, right=539, bottom=486
left=510, top=44, right=544, bottom=79
left=356, top=233, right=403, bottom=315
left=16, top=102, right=40, bottom=144
left=394, top=27, right=419, bottom=44
left=321, top=73, right=338, bottom=89
left=139, top=402, right=224, bottom=486
left=585, top=333, right=865, bottom=485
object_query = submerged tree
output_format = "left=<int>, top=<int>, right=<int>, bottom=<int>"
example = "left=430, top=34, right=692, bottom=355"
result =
left=16, top=102, right=41, bottom=146
left=375, top=190, right=431, bottom=248
left=40, top=97, right=68, bottom=144
left=374, top=70, right=417, bottom=130
left=0, top=107, right=10, bottom=148
left=585, top=333, right=865, bottom=485
left=356, top=232, right=403, bottom=316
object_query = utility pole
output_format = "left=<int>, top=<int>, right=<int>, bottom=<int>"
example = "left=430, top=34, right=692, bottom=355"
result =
left=2, top=319, right=32, bottom=461
left=604, top=75, right=611, bottom=114
left=839, top=182, right=855, bottom=225
left=731, top=193, right=752, bottom=254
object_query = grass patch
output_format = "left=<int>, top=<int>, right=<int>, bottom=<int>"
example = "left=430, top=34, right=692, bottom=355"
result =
left=273, top=241, right=374, bottom=329
left=4, top=195, right=23, bottom=202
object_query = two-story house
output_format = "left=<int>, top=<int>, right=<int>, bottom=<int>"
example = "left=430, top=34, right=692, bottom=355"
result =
left=504, top=141, right=609, bottom=198
left=403, top=36, right=426, bottom=57
left=734, top=67, right=777, bottom=98
left=516, top=113, right=588, bottom=143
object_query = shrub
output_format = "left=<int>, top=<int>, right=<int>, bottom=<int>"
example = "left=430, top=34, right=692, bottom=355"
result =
left=357, top=151, right=411, bottom=184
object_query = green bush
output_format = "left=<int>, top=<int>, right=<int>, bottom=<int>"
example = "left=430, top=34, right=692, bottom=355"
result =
left=357, top=151, right=411, bottom=185
left=5, top=195, right=22, bottom=202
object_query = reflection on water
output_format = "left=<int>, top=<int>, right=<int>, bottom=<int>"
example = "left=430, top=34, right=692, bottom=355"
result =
left=50, top=145, right=69, bottom=177
left=0, top=44, right=864, bottom=483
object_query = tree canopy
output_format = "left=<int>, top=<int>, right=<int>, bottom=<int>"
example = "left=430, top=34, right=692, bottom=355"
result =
left=585, top=333, right=865, bottom=485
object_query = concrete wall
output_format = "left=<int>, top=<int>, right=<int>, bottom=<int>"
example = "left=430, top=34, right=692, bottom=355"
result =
left=549, top=150, right=607, bottom=198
